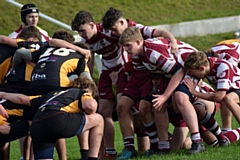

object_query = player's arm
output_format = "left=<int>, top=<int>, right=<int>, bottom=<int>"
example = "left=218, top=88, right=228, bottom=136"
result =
left=0, top=35, right=17, bottom=47
left=152, top=29, right=178, bottom=53
left=12, top=49, right=33, bottom=68
left=184, top=78, right=226, bottom=102
left=49, top=38, right=91, bottom=59
left=81, top=93, right=97, bottom=114
left=0, top=92, right=31, bottom=106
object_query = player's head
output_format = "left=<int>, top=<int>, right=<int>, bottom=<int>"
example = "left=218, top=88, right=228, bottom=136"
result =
left=148, top=72, right=163, bottom=88
left=184, top=51, right=209, bottom=78
left=52, top=29, right=75, bottom=44
left=124, top=61, right=134, bottom=81
left=102, top=7, right=127, bottom=36
left=21, top=3, right=39, bottom=26
left=71, top=11, right=95, bottom=41
left=18, top=26, right=42, bottom=42
left=71, top=76, right=97, bottom=98
left=234, top=29, right=240, bottom=39
left=119, top=27, right=143, bottom=57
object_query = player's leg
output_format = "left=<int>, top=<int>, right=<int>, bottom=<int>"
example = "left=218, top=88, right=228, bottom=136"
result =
left=153, top=103, right=170, bottom=154
left=194, top=100, right=229, bottom=146
left=173, top=84, right=205, bottom=154
left=77, top=131, right=89, bottom=160
left=132, top=109, right=150, bottom=152
left=98, top=70, right=121, bottom=158
left=82, top=113, right=104, bottom=159
left=171, top=127, right=191, bottom=150
left=0, top=143, right=10, bottom=160
left=55, top=139, right=67, bottom=160
left=222, top=91, right=240, bottom=125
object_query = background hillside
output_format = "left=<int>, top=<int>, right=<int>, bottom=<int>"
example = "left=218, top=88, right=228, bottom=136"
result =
left=1, top=0, right=240, bottom=50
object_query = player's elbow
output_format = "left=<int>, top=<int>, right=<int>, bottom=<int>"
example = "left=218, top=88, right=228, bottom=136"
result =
left=83, top=99, right=97, bottom=114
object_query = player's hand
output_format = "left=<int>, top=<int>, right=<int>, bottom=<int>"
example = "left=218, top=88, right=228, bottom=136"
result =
left=0, top=124, right=11, bottom=135
left=169, top=41, right=178, bottom=54
left=152, top=94, right=167, bottom=110
left=0, top=104, right=8, bottom=118
left=184, top=78, right=197, bottom=94
left=83, top=49, right=91, bottom=59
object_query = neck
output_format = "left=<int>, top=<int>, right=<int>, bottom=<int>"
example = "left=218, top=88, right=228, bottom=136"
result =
left=89, top=24, right=98, bottom=41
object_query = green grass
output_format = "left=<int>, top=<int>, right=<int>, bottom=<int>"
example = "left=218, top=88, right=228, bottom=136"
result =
left=9, top=111, right=240, bottom=159
left=2, top=0, right=240, bottom=159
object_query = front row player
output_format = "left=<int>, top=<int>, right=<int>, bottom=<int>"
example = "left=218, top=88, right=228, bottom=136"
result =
left=0, top=77, right=103, bottom=160
left=184, top=51, right=240, bottom=137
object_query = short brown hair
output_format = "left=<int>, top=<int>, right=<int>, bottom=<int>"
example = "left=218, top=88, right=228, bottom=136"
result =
left=52, top=29, right=75, bottom=43
left=71, top=10, right=94, bottom=31
left=18, top=26, right=42, bottom=42
left=119, top=26, right=143, bottom=45
left=184, top=51, right=208, bottom=71
left=71, top=77, right=97, bottom=98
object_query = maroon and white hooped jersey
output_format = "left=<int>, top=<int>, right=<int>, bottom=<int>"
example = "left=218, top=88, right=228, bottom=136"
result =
left=140, top=38, right=197, bottom=78
left=127, top=19, right=155, bottom=71
left=84, top=24, right=129, bottom=71
left=207, top=57, right=240, bottom=91
left=211, top=42, right=240, bottom=67
left=8, top=25, right=50, bottom=42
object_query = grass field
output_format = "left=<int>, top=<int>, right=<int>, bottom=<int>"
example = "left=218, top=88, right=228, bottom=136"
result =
left=2, top=0, right=240, bottom=159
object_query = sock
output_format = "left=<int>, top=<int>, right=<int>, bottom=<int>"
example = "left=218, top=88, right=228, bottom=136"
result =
left=158, top=140, right=170, bottom=152
left=105, top=148, right=117, bottom=156
left=80, top=149, right=89, bottom=160
left=144, top=121, right=159, bottom=150
left=123, top=136, right=135, bottom=149
left=190, top=132, right=201, bottom=142
left=222, top=128, right=232, bottom=134
left=199, top=112, right=226, bottom=140
left=208, top=140, right=219, bottom=147
left=135, top=128, right=148, bottom=137
left=88, top=157, right=98, bottom=160
left=223, top=128, right=240, bottom=143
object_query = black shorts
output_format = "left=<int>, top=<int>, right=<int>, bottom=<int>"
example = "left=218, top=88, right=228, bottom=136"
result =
left=227, top=88, right=240, bottom=100
left=30, top=110, right=86, bottom=151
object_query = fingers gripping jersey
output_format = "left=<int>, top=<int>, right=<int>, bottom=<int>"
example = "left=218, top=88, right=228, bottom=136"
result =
left=30, top=47, right=85, bottom=89
left=211, top=42, right=240, bottom=67
left=207, top=57, right=240, bottom=91
left=0, top=44, right=16, bottom=84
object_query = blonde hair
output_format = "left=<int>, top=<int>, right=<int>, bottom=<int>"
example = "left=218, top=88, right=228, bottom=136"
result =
left=184, top=51, right=209, bottom=71
left=119, top=26, right=143, bottom=45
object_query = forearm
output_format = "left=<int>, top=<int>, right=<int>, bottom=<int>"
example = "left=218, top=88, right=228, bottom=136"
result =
left=0, top=92, right=30, bottom=106
left=192, top=90, right=224, bottom=103
left=153, top=29, right=176, bottom=43
left=12, top=49, right=32, bottom=68
left=49, top=39, right=88, bottom=57
left=0, top=35, right=17, bottom=47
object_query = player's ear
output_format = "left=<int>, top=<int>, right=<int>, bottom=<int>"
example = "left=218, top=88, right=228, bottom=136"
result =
left=119, top=19, right=124, bottom=26
left=136, top=39, right=142, bottom=46
left=200, top=66, right=205, bottom=71
left=89, top=22, right=95, bottom=29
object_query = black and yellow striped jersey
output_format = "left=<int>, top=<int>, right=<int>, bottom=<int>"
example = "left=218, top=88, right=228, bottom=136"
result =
left=30, top=47, right=85, bottom=89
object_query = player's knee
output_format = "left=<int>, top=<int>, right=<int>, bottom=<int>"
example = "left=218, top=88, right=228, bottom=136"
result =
left=117, top=102, right=129, bottom=116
